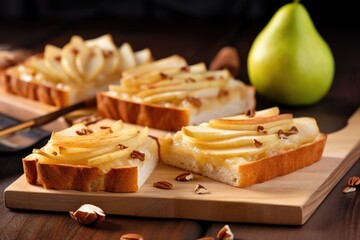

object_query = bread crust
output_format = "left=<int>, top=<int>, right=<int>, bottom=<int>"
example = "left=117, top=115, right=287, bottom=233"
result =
left=22, top=137, right=159, bottom=193
left=96, top=84, right=256, bottom=131
left=159, top=133, right=327, bottom=187
left=96, top=92, right=191, bottom=131
left=0, top=71, right=70, bottom=107
left=22, top=159, right=139, bottom=192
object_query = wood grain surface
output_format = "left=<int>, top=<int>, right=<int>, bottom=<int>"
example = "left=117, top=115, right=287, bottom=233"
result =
left=4, top=108, right=360, bottom=226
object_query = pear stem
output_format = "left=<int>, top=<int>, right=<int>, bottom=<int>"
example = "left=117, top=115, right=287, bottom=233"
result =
left=294, top=0, right=301, bottom=3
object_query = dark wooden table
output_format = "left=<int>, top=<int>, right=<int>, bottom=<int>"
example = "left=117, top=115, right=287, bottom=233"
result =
left=1, top=12, right=359, bottom=240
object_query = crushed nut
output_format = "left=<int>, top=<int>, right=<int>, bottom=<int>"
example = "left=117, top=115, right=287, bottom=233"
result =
left=175, top=172, right=193, bottom=181
left=52, top=151, right=58, bottom=156
left=76, top=128, right=94, bottom=136
left=194, top=184, right=208, bottom=194
left=118, top=144, right=128, bottom=150
left=217, top=89, right=229, bottom=98
left=100, top=126, right=111, bottom=130
left=120, top=233, right=144, bottom=240
left=153, top=181, right=173, bottom=190
left=130, top=150, right=145, bottom=161
left=245, top=108, right=255, bottom=117
left=185, top=77, right=196, bottom=83
left=69, top=204, right=105, bottom=225
left=343, top=176, right=360, bottom=193
left=253, top=139, right=263, bottom=148
left=205, top=76, right=215, bottom=81
left=71, top=48, right=79, bottom=55
left=185, top=96, right=202, bottom=108
left=160, top=72, right=169, bottom=79
left=102, top=50, right=113, bottom=58
left=180, top=66, right=190, bottom=72
left=54, top=56, right=61, bottom=62
left=278, top=126, right=299, bottom=139
left=217, top=225, right=234, bottom=240
left=257, top=125, right=267, bottom=134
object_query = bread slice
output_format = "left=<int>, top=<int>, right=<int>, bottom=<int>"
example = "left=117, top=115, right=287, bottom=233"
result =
left=96, top=55, right=255, bottom=131
left=159, top=107, right=327, bottom=187
left=0, top=34, right=152, bottom=107
left=22, top=120, right=158, bottom=192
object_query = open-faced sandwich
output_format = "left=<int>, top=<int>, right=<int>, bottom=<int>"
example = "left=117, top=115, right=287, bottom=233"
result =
left=96, top=55, right=255, bottom=131
left=159, top=107, right=327, bottom=187
left=0, top=34, right=152, bottom=107
left=22, top=120, right=158, bottom=192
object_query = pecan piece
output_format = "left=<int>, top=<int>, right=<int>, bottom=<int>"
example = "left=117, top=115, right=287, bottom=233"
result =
left=69, top=204, right=105, bottom=225
left=343, top=176, right=360, bottom=193
left=253, top=139, right=263, bottom=148
left=257, top=125, right=267, bottom=134
left=76, top=128, right=94, bottom=135
left=245, top=108, right=255, bottom=117
left=217, top=225, right=234, bottom=240
left=194, top=184, right=208, bottom=194
left=120, top=233, right=144, bottom=240
left=175, top=172, right=193, bottom=181
left=153, top=181, right=173, bottom=190
left=185, top=96, right=202, bottom=108
left=130, top=150, right=145, bottom=161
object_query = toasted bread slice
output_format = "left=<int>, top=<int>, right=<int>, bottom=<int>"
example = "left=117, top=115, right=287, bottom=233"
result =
left=159, top=107, right=327, bottom=187
left=0, top=34, right=153, bottom=107
left=22, top=120, right=158, bottom=192
left=96, top=55, right=255, bottom=131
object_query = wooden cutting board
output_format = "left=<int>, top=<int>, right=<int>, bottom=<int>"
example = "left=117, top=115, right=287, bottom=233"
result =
left=3, top=104, right=360, bottom=225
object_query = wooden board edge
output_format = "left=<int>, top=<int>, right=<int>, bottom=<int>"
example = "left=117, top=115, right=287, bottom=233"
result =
left=4, top=176, right=304, bottom=225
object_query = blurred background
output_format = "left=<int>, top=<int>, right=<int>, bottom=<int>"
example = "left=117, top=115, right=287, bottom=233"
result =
left=0, top=0, right=359, bottom=127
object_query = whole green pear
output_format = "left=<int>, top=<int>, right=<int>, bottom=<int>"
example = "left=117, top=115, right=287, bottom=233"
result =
left=247, top=1, right=335, bottom=105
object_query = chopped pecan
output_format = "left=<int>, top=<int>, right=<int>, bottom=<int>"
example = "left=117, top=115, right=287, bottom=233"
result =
left=54, top=56, right=61, bottom=62
left=253, top=139, right=263, bottom=148
left=71, top=48, right=79, bottom=55
left=217, top=225, right=234, bottom=240
left=76, top=128, right=94, bottom=135
left=257, top=126, right=267, bottom=134
left=194, top=184, right=208, bottom=194
left=69, top=204, right=105, bottom=225
left=118, top=144, right=128, bottom=150
left=277, top=126, right=298, bottom=139
left=175, top=172, right=193, bottom=181
left=185, top=96, right=202, bottom=108
left=185, top=77, right=196, bottom=83
left=245, top=108, right=255, bottom=117
left=130, top=150, right=145, bottom=161
left=153, top=181, right=173, bottom=190
left=180, top=66, right=190, bottom=72
left=343, top=176, right=360, bottom=193
left=120, top=233, right=144, bottom=240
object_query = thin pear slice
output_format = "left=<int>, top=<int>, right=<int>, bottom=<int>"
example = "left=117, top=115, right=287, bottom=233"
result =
left=184, top=134, right=279, bottom=149
left=222, top=107, right=280, bottom=120
left=135, top=79, right=228, bottom=99
left=51, top=128, right=138, bottom=148
left=120, top=127, right=149, bottom=148
left=200, top=141, right=280, bottom=159
left=87, top=147, right=133, bottom=167
left=74, top=36, right=91, bottom=78
left=118, top=42, right=137, bottom=71
left=86, top=34, right=120, bottom=74
left=142, top=91, right=188, bottom=103
left=122, top=55, right=187, bottom=78
left=81, top=46, right=105, bottom=81
left=61, top=36, right=83, bottom=82
left=32, top=149, right=89, bottom=165
left=135, top=48, right=153, bottom=65
left=44, top=45, right=73, bottom=83
left=25, top=56, right=62, bottom=82
left=209, top=114, right=293, bottom=130
left=182, top=124, right=259, bottom=140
